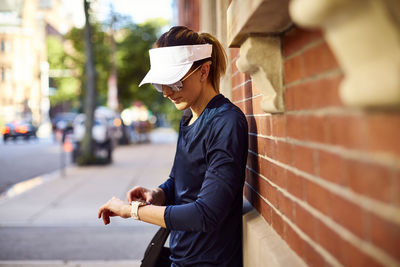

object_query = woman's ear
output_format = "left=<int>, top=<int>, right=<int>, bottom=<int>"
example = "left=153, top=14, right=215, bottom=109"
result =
left=200, top=62, right=211, bottom=82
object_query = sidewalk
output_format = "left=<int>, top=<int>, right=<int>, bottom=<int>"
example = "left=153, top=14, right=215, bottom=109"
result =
left=0, top=128, right=177, bottom=267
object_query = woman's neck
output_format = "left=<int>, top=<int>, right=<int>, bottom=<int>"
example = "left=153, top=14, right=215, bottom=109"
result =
left=189, top=83, right=217, bottom=124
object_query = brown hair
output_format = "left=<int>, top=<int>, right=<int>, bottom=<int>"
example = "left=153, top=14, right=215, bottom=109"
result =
left=155, top=26, right=227, bottom=93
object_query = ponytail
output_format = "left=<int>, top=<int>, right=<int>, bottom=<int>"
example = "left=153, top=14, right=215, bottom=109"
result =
left=199, top=33, right=227, bottom=93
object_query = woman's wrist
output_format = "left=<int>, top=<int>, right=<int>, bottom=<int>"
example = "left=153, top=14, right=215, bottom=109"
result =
left=123, top=203, right=132, bottom=218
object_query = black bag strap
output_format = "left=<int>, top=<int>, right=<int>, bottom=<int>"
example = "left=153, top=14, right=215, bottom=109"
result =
left=140, top=227, right=171, bottom=267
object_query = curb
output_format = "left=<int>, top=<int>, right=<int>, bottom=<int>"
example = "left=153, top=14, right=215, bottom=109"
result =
left=0, top=167, right=73, bottom=202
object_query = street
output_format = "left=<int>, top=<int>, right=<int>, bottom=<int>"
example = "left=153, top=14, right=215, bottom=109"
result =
left=0, top=128, right=177, bottom=265
left=0, top=137, right=70, bottom=194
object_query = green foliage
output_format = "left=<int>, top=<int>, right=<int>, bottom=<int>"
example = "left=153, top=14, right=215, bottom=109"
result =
left=46, top=16, right=182, bottom=131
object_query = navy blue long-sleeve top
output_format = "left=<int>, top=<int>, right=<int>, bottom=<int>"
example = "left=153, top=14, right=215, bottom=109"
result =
left=159, top=94, right=248, bottom=266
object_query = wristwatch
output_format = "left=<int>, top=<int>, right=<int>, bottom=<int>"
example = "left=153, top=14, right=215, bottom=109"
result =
left=131, top=201, right=147, bottom=220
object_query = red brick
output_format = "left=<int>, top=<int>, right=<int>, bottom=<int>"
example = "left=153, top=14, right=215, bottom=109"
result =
left=246, top=153, right=255, bottom=171
left=365, top=112, right=400, bottom=158
left=285, top=224, right=304, bottom=258
left=284, top=55, right=303, bottom=84
left=394, top=169, right=400, bottom=207
left=264, top=116, right=272, bottom=136
left=271, top=208, right=285, bottom=238
left=244, top=79, right=253, bottom=99
left=259, top=197, right=272, bottom=224
left=241, top=98, right=253, bottom=115
left=347, top=160, right=395, bottom=204
left=369, top=212, right=400, bottom=261
left=278, top=191, right=294, bottom=221
left=231, top=86, right=244, bottom=102
left=316, top=219, right=347, bottom=265
left=265, top=181, right=278, bottom=208
left=257, top=155, right=265, bottom=173
left=247, top=116, right=256, bottom=134
left=229, top=47, right=240, bottom=61
left=249, top=172, right=265, bottom=199
left=258, top=116, right=271, bottom=136
left=276, top=140, right=293, bottom=165
left=271, top=114, right=286, bottom=138
left=342, top=240, right=383, bottom=267
left=330, top=194, right=365, bottom=239
left=325, top=115, right=367, bottom=150
left=231, top=71, right=247, bottom=90
left=283, top=27, right=323, bottom=57
left=264, top=138, right=277, bottom=159
left=302, top=241, right=326, bottom=267
left=303, top=41, right=339, bottom=78
left=285, top=75, right=343, bottom=111
left=295, top=204, right=316, bottom=239
left=317, top=150, right=347, bottom=185
left=259, top=156, right=270, bottom=179
left=257, top=136, right=265, bottom=157
left=248, top=134, right=257, bottom=153
left=244, top=181, right=256, bottom=202
left=251, top=79, right=261, bottom=95
left=287, top=171, right=305, bottom=200
left=307, top=115, right=328, bottom=143
left=255, top=116, right=263, bottom=136
left=244, top=184, right=272, bottom=224
left=293, top=145, right=315, bottom=174
left=269, top=163, right=287, bottom=189
left=245, top=183, right=272, bottom=224
left=286, top=114, right=308, bottom=140
left=251, top=94, right=265, bottom=115
left=304, top=180, right=331, bottom=215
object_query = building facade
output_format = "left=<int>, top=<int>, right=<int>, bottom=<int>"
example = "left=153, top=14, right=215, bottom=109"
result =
left=0, top=0, right=71, bottom=127
left=176, top=0, right=400, bottom=266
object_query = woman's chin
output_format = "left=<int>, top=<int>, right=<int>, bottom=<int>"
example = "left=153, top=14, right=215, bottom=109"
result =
left=174, top=102, right=188, bottom=110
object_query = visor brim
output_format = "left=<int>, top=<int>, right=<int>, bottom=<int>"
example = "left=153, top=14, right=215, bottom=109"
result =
left=139, top=63, right=193, bottom=87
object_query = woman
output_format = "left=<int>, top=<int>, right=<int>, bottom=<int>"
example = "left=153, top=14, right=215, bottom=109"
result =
left=98, top=26, right=248, bottom=267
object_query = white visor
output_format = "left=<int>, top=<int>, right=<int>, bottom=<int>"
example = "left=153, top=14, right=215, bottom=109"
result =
left=139, top=44, right=212, bottom=87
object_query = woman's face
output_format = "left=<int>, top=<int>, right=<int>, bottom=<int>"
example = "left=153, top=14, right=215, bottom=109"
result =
left=162, top=65, right=204, bottom=111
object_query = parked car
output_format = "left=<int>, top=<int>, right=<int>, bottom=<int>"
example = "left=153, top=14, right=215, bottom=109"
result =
left=51, top=112, right=77, bottom=133
left=2, top=121, right=37, bottom=142
left=71, top=111, right=115, bottom=164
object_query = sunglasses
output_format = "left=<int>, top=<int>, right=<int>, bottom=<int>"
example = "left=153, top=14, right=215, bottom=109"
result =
left=152, top=64, right=202, bottom=93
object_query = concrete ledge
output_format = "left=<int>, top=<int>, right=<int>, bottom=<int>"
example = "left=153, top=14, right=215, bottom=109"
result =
left=243, top=209, right=306, bottom=267
left=227, top=0, right=292, bottom=47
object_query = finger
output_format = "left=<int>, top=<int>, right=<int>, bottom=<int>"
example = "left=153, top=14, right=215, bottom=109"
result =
left=127, top=186, right=140, bottom=202
left=144, top=191, right=153, bottom=204
left=98, top=206, right=105, bottom=219
left=102, top=210, right=110, bottom=225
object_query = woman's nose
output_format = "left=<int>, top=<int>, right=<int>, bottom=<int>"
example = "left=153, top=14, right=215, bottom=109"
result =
left=162, top=85, right=173, bottom=97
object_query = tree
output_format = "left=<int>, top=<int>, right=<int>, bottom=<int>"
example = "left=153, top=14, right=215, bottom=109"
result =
left=78, top=0, right=97, bottom=165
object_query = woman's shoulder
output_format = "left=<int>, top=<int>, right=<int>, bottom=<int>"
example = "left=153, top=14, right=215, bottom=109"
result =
left=207, top=97, right=247, bottom=131
left=212, top=96, right=246, bottom=121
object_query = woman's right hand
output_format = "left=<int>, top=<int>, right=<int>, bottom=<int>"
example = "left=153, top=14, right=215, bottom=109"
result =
left=126, top=186, right=165, bottom=206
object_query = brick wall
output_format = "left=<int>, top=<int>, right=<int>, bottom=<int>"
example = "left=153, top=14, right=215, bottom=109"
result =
left=231, top=27, right=400, bottom=266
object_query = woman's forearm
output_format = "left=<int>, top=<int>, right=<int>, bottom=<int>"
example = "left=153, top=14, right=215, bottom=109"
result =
left=138, top=204, right=166, bottom=228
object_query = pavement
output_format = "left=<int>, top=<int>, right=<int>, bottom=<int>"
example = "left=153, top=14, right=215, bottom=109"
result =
left=0, top=128, right=178, bottom=267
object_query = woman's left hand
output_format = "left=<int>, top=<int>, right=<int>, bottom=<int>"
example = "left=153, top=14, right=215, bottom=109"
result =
left=98, top=197, right=131, bottom=225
